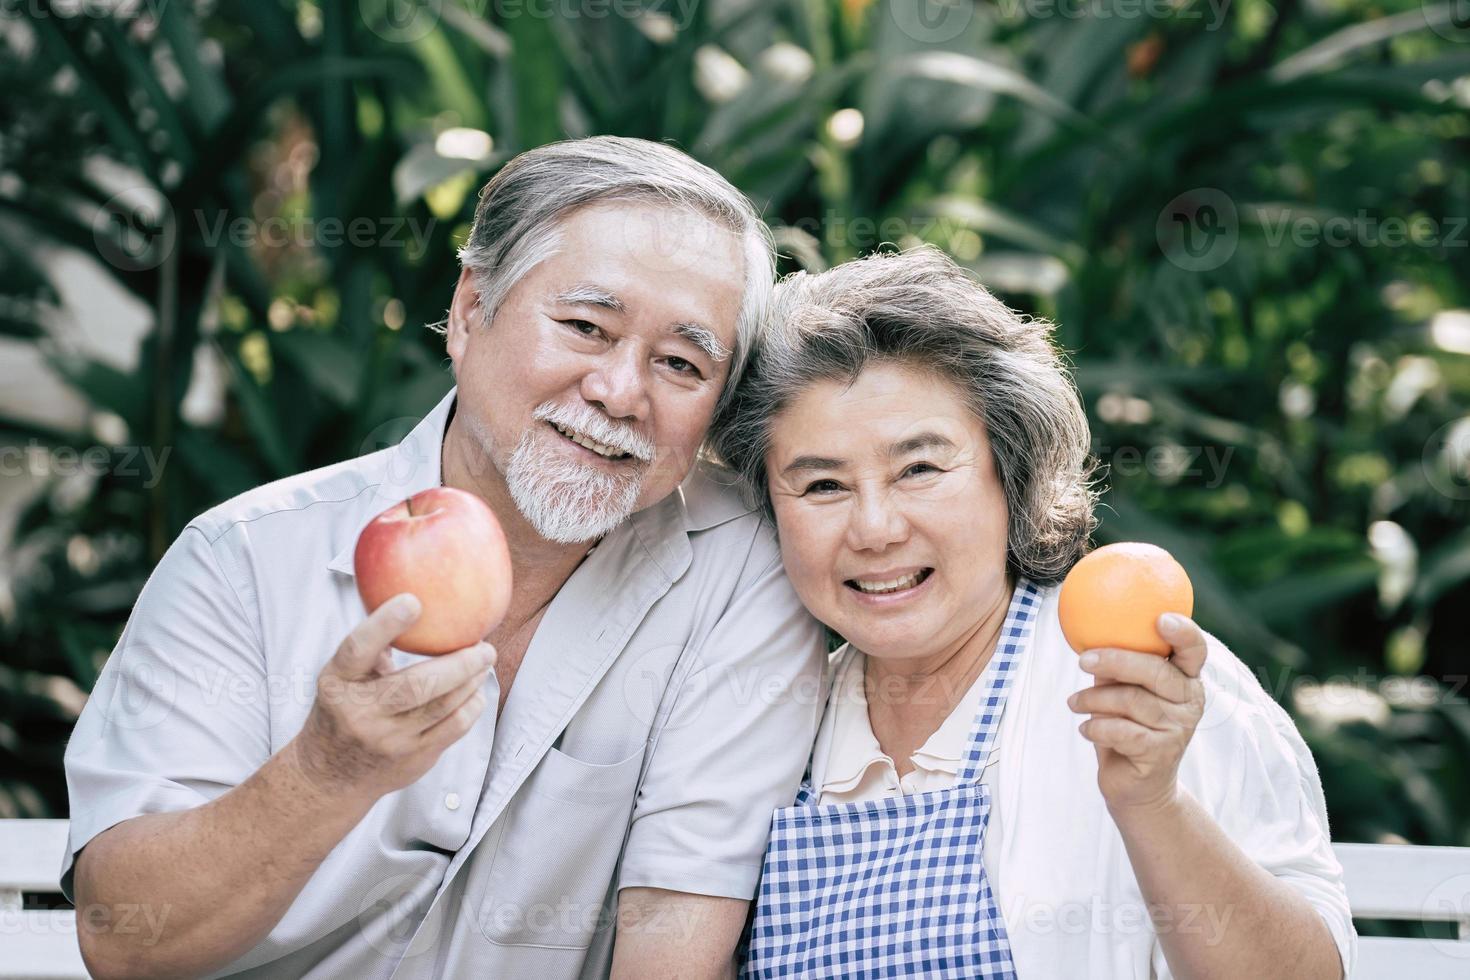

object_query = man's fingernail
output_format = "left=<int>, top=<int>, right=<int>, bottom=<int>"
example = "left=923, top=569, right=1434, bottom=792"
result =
left=1079, top=652, right=1099, bottom=669
left=396, top=594, right=422, bottom=617
left=1160, top=612, right=1185, bottom=630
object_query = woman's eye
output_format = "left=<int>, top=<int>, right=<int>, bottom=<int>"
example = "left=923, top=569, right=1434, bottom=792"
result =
left=903, top=462, right=939, bottom=478
left=802, top=479, right=843, bottom=496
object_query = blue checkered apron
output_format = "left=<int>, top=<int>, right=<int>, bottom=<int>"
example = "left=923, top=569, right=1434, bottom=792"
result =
left=742, top=579, right=1041, bottom=979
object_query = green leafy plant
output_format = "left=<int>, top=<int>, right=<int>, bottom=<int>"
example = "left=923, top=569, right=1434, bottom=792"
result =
left=1, top=0, right=1466, bottom=863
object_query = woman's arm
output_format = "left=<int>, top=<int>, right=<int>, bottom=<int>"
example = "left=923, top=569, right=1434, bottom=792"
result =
left=1107, top=787, right=1344, bottom=980
left=1068, top=615, right=1344, bottom=980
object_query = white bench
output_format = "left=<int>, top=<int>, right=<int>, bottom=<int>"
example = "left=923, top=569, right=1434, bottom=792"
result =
left=0, top=820, right=86, bottom=980
left=1, top=820, right=1466, bottom=978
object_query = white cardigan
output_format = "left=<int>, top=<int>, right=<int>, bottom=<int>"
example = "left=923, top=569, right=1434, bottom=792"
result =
left=805, top=583, right=1357, bottom=979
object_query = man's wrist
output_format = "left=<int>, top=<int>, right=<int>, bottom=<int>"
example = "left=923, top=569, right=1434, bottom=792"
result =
left=278, top=733, right=381, bottom=817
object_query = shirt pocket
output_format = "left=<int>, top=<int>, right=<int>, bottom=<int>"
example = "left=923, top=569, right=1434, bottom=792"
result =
left=476, top=744, right=645, bottom=949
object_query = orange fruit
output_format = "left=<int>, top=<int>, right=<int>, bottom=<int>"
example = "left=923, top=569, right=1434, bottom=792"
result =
left=1057, top=542, right=1194, bottom=656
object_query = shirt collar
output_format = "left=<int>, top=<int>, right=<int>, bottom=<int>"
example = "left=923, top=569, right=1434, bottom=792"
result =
left=326, top=387, right=752, bottom=577
left=817, top=645, right=1002, bottom=794
left=818, top=647, right=892, bottom=795
left=910, top=662, right=997, bottom=775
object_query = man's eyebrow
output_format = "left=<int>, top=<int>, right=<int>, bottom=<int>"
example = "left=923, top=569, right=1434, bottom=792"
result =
left=672, top=322, right=732, bottom=363
left=552, top=283, right=625, bottom=312
left=779, top=433, right=955, bottom=477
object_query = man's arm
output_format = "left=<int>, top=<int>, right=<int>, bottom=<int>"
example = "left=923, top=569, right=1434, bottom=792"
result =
left=72, top=591, right=494, bottom=980
left=608, top=528, right=827, bottom=971
left=609, top=889, right=748, bottom=980
left=75, top=738, right=374, bottom=980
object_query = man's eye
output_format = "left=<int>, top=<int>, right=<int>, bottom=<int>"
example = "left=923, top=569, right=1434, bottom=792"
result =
left=563, top=319, right=602, bottom=337
left=664, top=356, right=702, bottom=378
left=803, top=479, right=843, bottom=496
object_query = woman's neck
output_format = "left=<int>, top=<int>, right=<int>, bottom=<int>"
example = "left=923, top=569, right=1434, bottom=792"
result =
left=863, top=577, right=1014, bottom=775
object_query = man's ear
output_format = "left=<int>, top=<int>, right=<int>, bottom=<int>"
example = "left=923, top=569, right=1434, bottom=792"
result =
left=445, top=266, right=483, bottom=368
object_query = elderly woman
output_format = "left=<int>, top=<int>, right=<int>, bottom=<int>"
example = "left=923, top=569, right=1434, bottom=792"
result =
left=713, top=248, right=1355, bottom=979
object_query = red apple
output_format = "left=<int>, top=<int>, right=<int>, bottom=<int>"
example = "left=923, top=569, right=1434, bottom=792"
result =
left=353, top=487, right=513, bottom=655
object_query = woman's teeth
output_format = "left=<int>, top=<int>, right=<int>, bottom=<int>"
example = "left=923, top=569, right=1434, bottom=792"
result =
left=551, top=421, right=630, bottom=459
left=851, top=570, right=927, bottom=594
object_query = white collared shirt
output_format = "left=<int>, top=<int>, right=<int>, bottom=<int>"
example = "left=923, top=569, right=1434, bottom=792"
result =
left=808, top=585, right=1356, bottom=980
left=62, top=387, right=828, bottom=979
left=818, top=645, right=999, bottom=792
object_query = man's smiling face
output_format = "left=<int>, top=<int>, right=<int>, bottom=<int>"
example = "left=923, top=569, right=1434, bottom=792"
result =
left=445, top=201, right=746, bottom=543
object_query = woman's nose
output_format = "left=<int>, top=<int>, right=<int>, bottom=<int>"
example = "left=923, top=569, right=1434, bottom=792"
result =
left=845, top=488, right=910, bottom=552
left=581, top=345, right=651, bottom=421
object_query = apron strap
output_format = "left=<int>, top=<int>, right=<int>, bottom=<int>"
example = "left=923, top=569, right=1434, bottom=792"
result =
left=957, top=579, right=1042, bottom=787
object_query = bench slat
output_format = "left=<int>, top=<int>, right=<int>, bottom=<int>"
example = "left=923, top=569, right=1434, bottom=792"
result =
left=0, top=821, right=69, bottom=894
left=4, top=821, right=1470, bottom=980
left=1333, top=842, right=1470, bottom=923
left=0, top=910, right=88, bottom=980
left=1356, top=935, right=1470, bottom=980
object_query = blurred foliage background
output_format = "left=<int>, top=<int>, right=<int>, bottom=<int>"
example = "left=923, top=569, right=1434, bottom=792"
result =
left=1, top=0, right=1468, bottom=869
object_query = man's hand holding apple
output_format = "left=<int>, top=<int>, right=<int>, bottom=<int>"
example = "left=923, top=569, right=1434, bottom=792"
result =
left=290, top=595, right=496, bottom=800
left=290, top=487, right=513, bottom=801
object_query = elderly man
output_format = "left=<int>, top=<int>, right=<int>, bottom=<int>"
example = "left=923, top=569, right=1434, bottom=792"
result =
left=62, top=136, right=826, bottom=979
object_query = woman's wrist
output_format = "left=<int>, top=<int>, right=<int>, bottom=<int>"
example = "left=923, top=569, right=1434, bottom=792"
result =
left=1105, top=781, right=1191, bottom=832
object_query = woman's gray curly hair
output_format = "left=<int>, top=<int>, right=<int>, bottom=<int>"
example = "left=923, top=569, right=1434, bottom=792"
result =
left=710, top=246, right=1098, bottom=585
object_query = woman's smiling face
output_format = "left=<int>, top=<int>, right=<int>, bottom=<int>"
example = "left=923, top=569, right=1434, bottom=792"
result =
left=766, top=361, right=1012, bottom=663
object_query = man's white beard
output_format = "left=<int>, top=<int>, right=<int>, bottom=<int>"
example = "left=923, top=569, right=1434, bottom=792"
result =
left=503, top=427, right=646, bottom=544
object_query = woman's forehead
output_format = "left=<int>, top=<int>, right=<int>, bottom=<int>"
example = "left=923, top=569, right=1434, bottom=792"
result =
left=769, top=364, right=986, bottom=458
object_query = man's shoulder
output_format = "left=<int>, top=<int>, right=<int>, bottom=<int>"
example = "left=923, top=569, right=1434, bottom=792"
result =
left=678, top=458, right=781, bottom=565
left=678, top=457, right=762, bottom=533
left=189, top=447, right=392, bottom=545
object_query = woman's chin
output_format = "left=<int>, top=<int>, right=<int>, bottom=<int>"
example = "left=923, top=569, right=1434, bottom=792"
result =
left=835, top=611, right=944, bottom=661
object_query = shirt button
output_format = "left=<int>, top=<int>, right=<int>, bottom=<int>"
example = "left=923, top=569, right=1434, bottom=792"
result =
left=444, top=792, right=461, bottom=811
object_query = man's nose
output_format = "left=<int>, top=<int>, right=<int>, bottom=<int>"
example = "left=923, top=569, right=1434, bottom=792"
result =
left=580, top=344, right=651, bottom=422
left=844, top=487, right=910, bottom=553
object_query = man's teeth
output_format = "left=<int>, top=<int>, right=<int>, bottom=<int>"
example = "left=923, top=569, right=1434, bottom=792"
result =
left=852, top=571, right=925, bottom=594
left=551, top=422, right=629, bottom=459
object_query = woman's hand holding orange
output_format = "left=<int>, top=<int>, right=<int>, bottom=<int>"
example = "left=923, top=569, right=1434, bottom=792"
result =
left=1066, top=613, right=1209, bottom=815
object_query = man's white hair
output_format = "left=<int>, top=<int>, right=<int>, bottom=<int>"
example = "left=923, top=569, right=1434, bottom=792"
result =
left=437, top=136, right=775, bottom=414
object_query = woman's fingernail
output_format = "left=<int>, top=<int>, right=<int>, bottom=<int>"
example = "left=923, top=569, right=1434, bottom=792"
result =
left=1079, top=652, right=1099, bottom=669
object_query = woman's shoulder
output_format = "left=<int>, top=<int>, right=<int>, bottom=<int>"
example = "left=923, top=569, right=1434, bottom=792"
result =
left=1196, top=631, right=1297, bottom=734
left=1184, top=631, right=1334, bottom=818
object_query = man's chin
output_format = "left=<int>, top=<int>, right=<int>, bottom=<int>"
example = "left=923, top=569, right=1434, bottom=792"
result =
left=508, top=474, right=643, bottom=544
